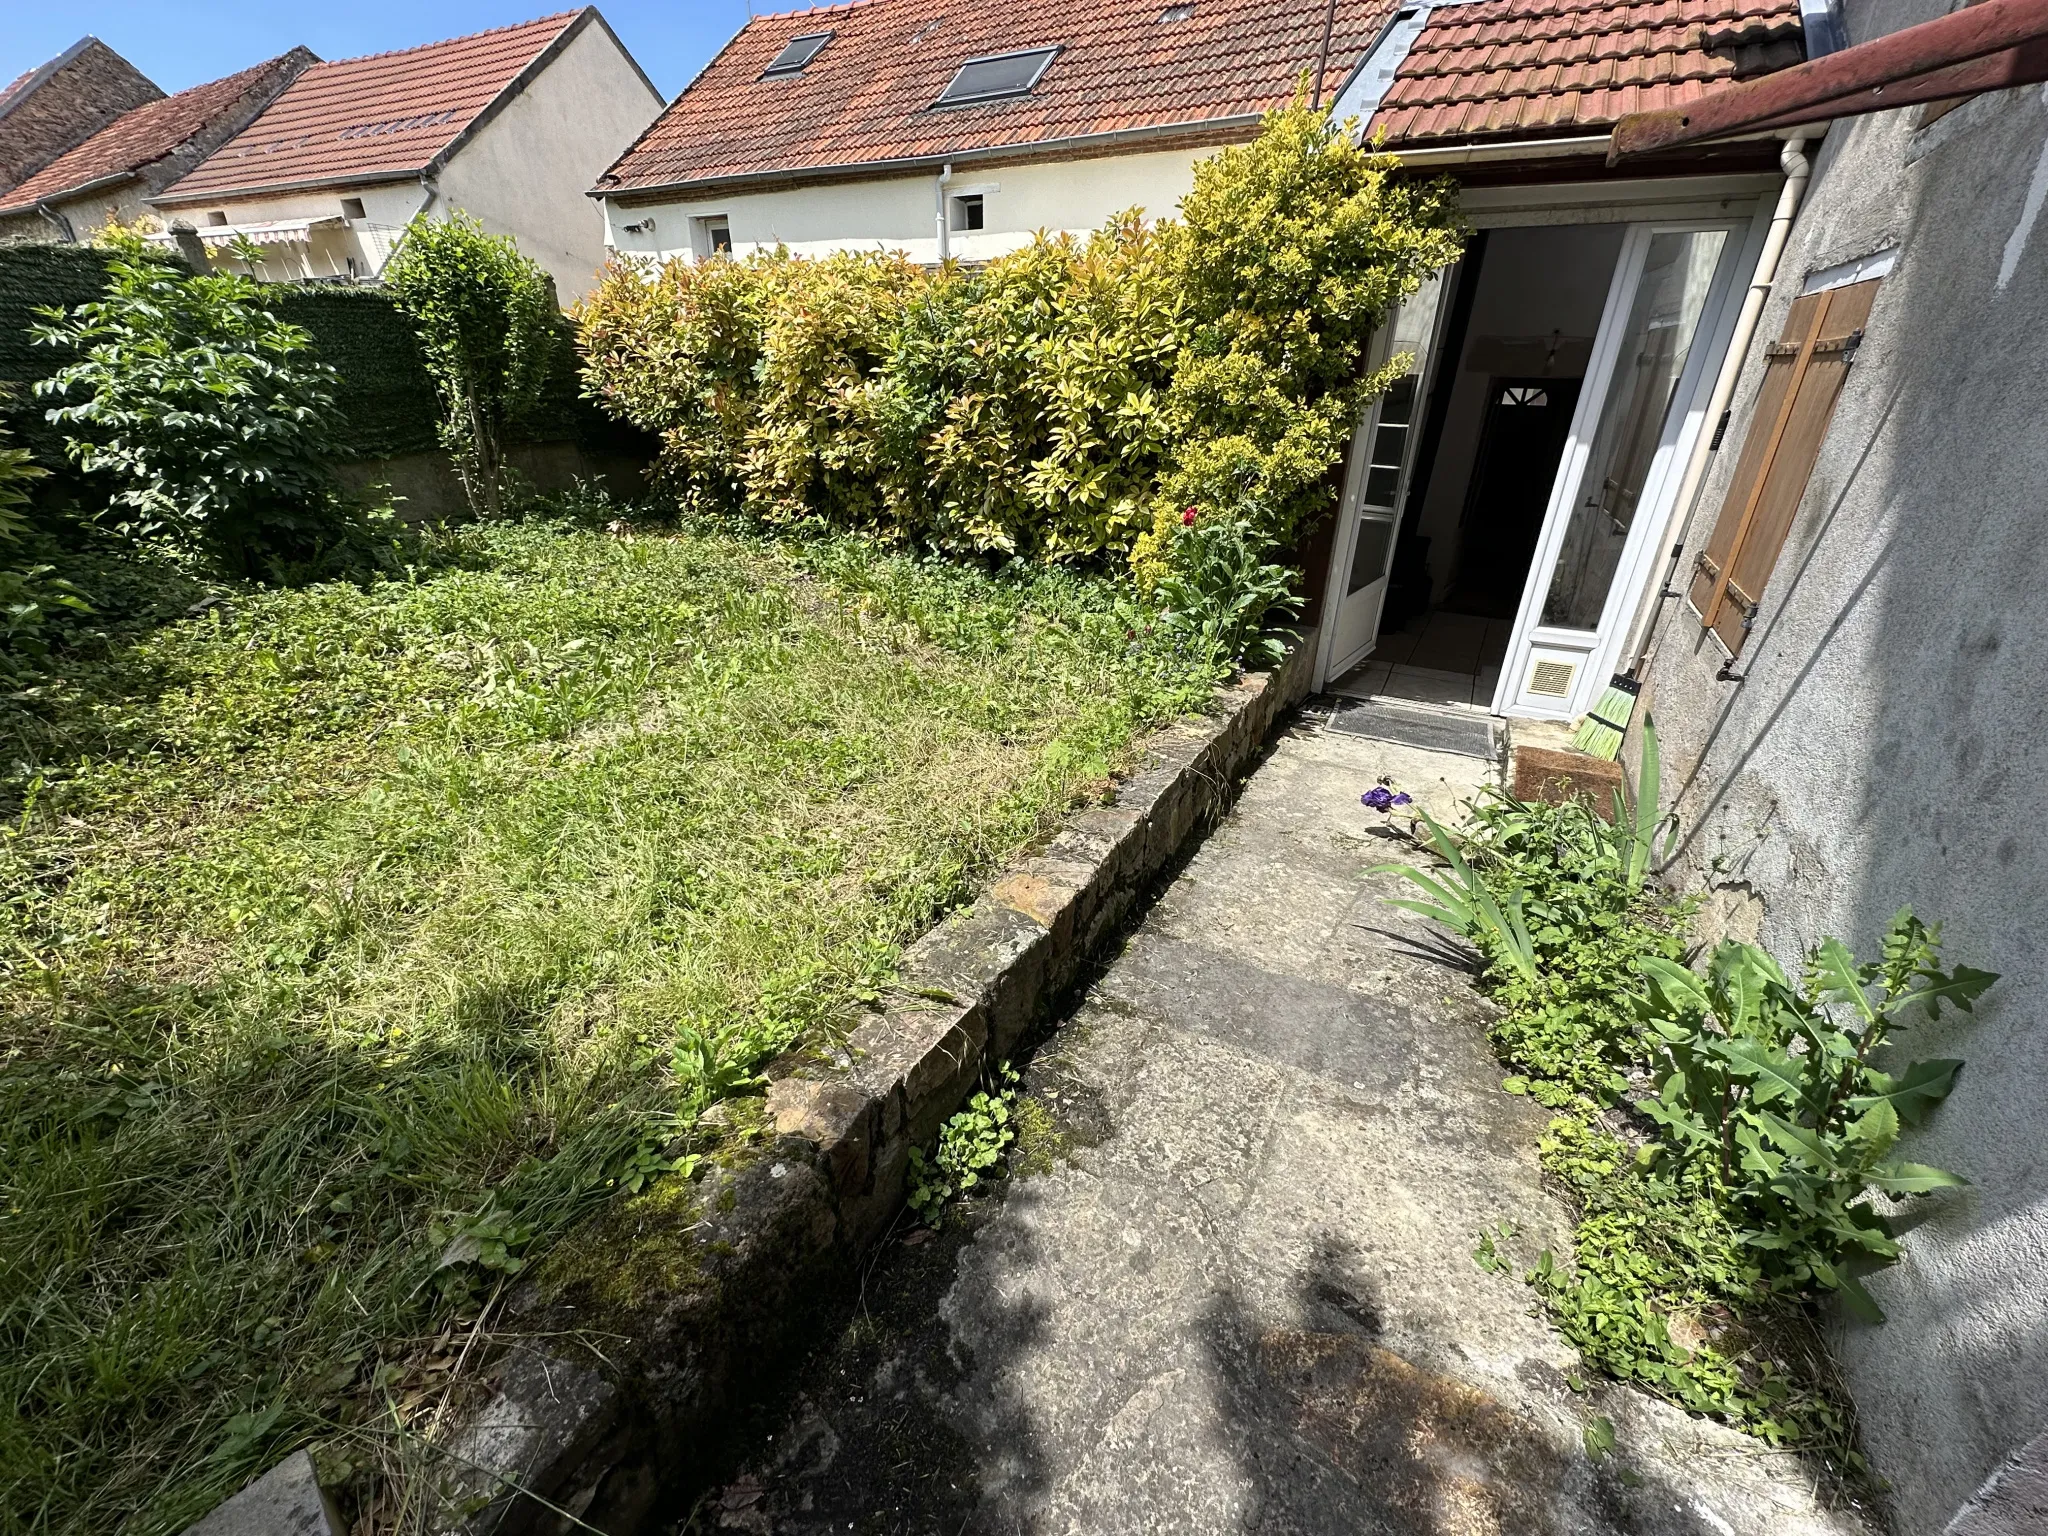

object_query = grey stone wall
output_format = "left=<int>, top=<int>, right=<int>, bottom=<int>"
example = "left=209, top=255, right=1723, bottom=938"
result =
left=1638, top=7, right=2048, bottom=1527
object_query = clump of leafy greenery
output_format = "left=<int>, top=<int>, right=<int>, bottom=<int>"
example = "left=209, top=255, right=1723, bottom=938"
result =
left=1634, top=916, right=1986, bottom=1322
left=0, top=418, right=89, bottom=681
left=1143, top=511, right=1303, bottom=674
left=30, top=234, right=361, bottom=579
left=907, top=1063, right=1020, bottom=1225
left=1383, top=723, right=1990, bottom=1463
left=383, top=212, right=559, bottom=518
left=579, top=104, right=1463, bottom=665
left=0, top=497, right=1209, bottom=1533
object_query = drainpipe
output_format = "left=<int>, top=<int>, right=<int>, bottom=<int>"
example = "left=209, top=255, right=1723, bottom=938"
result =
left=1623, top=133, right=1814, bottom=678
left=34, top=203, right=75, bottom=243
left=935, top=162, right=952, bottom=264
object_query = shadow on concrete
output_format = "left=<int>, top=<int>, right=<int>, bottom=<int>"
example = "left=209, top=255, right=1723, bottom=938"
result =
left=1191, top=1242, right=1739, bottom=1536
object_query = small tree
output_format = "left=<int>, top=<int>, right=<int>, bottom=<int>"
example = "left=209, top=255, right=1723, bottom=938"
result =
left=32, top=234, right=345, bottom=577
left=382, top=213, right=557, bottom=518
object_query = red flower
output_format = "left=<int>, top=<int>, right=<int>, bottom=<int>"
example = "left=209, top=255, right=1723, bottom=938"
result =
left=1181, top=506, right=1197, bottom=526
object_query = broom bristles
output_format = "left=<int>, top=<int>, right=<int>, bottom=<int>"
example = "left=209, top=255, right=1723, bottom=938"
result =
left=1570, top=675, right=1641, bottom=762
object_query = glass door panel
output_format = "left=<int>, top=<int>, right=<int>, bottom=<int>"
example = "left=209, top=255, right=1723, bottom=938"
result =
left=1321, top=272, right=1446, bottom=680
left=1540, top=229, right=1728, bottom=629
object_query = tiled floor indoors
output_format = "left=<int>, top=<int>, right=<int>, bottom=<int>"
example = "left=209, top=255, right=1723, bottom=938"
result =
left=1327, top=607, right=1510, bottom=710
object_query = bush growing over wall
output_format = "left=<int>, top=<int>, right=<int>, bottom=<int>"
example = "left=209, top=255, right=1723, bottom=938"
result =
left=383, top=213, right=566, bottom=517
left=32, top=238, right=357, bottom=578
left=579, top=106, right=1464, bottom=576
left=0, top=244, right=632, bottom=477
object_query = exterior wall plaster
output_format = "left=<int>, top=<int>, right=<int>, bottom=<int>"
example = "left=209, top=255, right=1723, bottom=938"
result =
left=438, top=20, right=664, bottom=300
left=1639, top=4, right=2048, bottom=1523
left=601, top=144, right=1217, bottom=267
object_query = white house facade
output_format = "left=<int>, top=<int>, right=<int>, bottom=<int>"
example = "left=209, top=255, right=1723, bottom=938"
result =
left=147, top=8, right=664, bottom=300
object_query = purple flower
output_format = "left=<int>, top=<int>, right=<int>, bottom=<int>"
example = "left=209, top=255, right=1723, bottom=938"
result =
left=1361, top=786, right=1413, bottom=812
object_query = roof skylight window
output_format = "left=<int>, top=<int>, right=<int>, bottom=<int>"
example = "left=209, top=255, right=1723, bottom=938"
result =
left=932, top=46, right=1059, bottom=107
left=762, top=31, right=834, bottom=76
left=1159, top=3, right=1196, bottom=20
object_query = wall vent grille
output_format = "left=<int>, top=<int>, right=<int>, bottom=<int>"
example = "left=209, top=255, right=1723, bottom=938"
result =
left=1528, top=659, right=1576, bottom=698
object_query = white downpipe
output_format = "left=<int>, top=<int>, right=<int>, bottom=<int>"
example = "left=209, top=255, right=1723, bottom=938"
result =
left=1622, top=134, right=1813, bottom=675
left=935, top=163, right=952, bottom=264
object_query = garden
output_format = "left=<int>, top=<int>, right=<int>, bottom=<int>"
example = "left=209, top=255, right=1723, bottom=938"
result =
left=0, top=107, right=1463, bottom=1532
left=1381, top=733, right=1994, bottom=1475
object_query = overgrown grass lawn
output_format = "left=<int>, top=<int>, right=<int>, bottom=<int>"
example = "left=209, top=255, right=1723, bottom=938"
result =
left=0, top=513, right=1206, bottom=1533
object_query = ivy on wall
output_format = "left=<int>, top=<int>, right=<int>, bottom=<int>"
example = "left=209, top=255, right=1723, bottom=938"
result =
left=0, top=245, right=639, bottom=475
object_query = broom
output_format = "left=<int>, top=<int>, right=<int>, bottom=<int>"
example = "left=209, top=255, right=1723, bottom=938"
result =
left=1570, top=673, right=1639, bottom=760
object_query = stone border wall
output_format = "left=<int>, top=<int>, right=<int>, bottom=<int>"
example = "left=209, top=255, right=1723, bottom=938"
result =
left=188, top=639, right=1315, bottom=1536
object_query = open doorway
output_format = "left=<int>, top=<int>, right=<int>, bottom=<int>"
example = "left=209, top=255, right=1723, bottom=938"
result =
left=1320, top=214, right=1746, bottom=719
left=1327, top=223, right=1624, bottom=708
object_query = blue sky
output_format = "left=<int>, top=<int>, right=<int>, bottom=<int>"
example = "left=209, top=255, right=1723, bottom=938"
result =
left=2, top=0, right=775, bottom=99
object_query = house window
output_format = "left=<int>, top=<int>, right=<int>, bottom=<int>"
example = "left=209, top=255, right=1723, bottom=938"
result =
left=762, top=30, right=834, bottom=76
left=1688, top=276, right=1882, bottom=656
left=1159, top=2, right=1196, bottom=19
left=950, top=195, right=985, bottom=232
left=693, top=216, right=733, bottom=259
left=205, top=211, right=229, bottom=226
left=1500, top=386, right=1548, bottom=406
left=933, top=47, right=1059, bottom=107
left=341, top=197, right=366, bottom=221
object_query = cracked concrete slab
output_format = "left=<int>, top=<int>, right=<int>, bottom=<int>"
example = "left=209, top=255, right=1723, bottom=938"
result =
left=690, top=721, right=1877, bottom=1536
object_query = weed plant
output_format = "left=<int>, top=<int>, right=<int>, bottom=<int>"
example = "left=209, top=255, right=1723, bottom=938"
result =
left=1382, top=725, right=1989, bottom=1469
left=0, top=493, right=1209, bottom=1533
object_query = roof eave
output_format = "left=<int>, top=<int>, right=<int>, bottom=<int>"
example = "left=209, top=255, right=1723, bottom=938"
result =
left=590, top=112, right=1271, bottom=203
left=1612, top=0, right=2048, bottom=156
left=150, top=166, right=426, bottom=208
left=0, top=168, right=139, bottom=218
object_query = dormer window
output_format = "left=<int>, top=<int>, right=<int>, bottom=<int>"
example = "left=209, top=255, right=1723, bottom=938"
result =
left=932, top=47, right=1059, bottom=107
left=762, top=31, right=834, bottom=76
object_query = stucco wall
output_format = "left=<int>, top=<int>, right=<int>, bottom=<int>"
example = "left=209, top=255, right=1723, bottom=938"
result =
left=156, top=179, right=428, bottom=281
left=1638, top=11, right=2048, bottom=1527
left=602, top=144, right=1218, bottom=266
left=440, top=18, right=664, bottom=300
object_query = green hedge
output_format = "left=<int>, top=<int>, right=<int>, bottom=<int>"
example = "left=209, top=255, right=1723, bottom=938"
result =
left=0, top=244, right=647, bottom=471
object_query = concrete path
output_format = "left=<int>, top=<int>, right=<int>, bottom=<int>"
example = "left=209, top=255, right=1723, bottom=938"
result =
left=695, top=720, right=1876, bottom=1536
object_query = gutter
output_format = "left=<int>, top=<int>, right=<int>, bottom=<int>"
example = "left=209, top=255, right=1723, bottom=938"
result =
left=1387, top=132, right=1616, bottom=166
left=590, top=112, right=1268, bottom=203
left=1612, top=0, right=2048, bottom=156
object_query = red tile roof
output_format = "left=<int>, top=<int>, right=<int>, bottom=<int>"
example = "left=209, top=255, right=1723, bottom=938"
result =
left=597, top=0, right=1398, bottom=196
left=156, top=11, right=587, bottom=203
left=1369, top=0, right=1805, bottom=144
left=0, top=52, right=313, bottom=216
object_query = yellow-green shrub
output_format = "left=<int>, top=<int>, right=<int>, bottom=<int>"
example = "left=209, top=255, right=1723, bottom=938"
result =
left=579, top=105, right=1463, bottom=574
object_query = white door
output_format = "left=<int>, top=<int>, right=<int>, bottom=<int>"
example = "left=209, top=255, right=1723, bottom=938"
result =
left=1317, top=270, right=1450, bottom=683
left=1493, top=222, right=1747, bottom=719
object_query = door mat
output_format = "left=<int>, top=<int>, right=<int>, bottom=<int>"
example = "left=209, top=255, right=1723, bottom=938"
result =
left=1322, top=696, right=1499, bottom=760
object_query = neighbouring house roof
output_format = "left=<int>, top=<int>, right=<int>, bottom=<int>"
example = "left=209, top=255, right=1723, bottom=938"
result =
left=0, top=50, right=316, bottom=218
left=153, top=10, right=595, bottom=205
left=1370, top=0, right=1806, bottom=145
left=0, top=37, right=164, bottom=196
left=595, top=0, right=1402, bottom=199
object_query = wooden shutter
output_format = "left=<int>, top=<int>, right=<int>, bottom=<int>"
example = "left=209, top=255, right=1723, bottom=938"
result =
left=1689, top=277, right=1880, bottom=655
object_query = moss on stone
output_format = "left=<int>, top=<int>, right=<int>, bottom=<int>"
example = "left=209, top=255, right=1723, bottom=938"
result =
left=536, top=1170, right=711, bottom=1322
left=1011, top=1095, right=1066, bottom=1177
